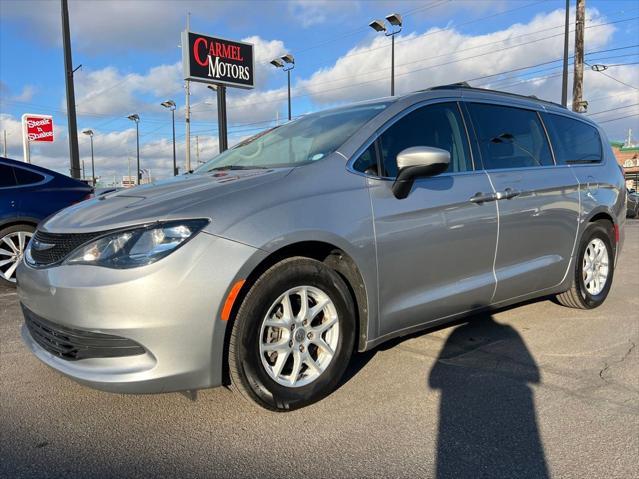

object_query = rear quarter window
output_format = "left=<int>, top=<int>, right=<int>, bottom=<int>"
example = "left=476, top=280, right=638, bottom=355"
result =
left=14, top=167, right=45, bottom=185
left=542, top=113, right=602, bottom=164
left=0, top=164, right=17, bottom=187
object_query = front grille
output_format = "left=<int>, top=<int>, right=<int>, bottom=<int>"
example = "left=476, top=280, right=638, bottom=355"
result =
left=23, top=305, right=145, bottom=361
left=30, top=230, right=102, bottom=266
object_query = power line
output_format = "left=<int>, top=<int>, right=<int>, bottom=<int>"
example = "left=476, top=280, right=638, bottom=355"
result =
left=588, top=68, right=639, bottom=91
left=586, top=103, right=639, bottom=116
left=598, top=113, right=639, bottom=123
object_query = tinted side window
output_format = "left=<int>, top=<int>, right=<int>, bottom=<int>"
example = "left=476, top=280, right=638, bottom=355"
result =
left=14, top=167, right=45, bottom=185
left=542, top=113, right=602, bottom=164
left=379, top=102, right=472, bottom=177
left=0, top=164, right=17, bottom=187
left=467, top=103, right=553, bottom=170
left=353, top=143, right=378, bottom=175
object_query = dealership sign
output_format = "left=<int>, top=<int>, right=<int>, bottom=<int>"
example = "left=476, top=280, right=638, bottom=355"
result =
left=22, top=114, right=54, bottom=142
left=182, top=31, right=254, bottom=89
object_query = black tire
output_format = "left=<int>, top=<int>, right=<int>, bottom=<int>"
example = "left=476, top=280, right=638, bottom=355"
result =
left=0, top=224, right=35, bottom=287
left=556, top=220, right=615, bottom=309
left=228, top=257, right=356, bottom=411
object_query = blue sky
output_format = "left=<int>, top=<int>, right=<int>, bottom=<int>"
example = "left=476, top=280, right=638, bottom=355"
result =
left=1, top=0, right=638, bottom=182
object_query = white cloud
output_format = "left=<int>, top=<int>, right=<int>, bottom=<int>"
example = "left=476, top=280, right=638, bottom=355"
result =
left=13, top=85, right=36, bottom=102
left=71, top=63, right=183, bottom=117
left=297, top=7, right=616, bottom=105
left=0, top=113, right=24, bottom=157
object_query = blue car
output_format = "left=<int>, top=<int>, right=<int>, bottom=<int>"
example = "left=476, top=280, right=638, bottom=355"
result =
left=1, top=157, right=93, bottom=285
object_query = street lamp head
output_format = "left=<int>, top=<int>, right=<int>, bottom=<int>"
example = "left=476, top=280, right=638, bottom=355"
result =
left=127, top=114, right=139, bottom=123
left=82, top=129, right=93, bottom=137
left=270, top=58, right=284, bottom=68
left=161, top=100, right=176, bottom=110
left=207, top=84, right=218, bottom=92
left=369, top=19, right=387, bottom=32
left=281, top=53, right=295, bottom=65
left=591, top=64, right=608, bottom=72
left=386, top=13, right=402, bottom=27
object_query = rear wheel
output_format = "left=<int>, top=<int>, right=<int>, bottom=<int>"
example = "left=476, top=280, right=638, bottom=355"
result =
left=228, top=257, right=356, bottom=411
left=0, top=224, right=34, bottom=286
left=556, top=221, right=615, bottom=309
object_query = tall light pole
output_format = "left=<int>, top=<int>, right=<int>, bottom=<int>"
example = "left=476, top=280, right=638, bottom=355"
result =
left=369, top=13, right=402, bottom=96
left=82, top=129, right=95, bottom=186
left=127, top=114, right=140, bottom=185
left=161, top=100, right=178, bottom=176
left=271, top=53, right=295, bottom=121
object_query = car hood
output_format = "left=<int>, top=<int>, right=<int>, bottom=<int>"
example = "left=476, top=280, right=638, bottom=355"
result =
left=41, top=168, right=291, bottom=233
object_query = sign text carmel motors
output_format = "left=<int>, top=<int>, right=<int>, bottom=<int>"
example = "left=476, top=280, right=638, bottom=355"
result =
left=182, top=31, right=254, bottom=89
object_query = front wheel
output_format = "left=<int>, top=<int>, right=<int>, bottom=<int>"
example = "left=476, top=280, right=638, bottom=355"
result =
left=0, top=224, right=35, bottom=286
left=556, top=221, right=615, bottom=309
left=228, top=257, right=356, bottom=411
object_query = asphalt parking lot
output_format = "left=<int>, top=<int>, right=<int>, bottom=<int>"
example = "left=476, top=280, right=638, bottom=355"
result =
left=1, top=221, right=637, bottom=479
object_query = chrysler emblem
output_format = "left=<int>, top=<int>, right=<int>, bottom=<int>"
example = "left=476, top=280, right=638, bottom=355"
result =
left=31, top=238, right=55, bottom=251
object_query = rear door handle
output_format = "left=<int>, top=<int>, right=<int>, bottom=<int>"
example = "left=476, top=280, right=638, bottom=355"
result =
left=495, top=187, right=521, bottom=200
left=470, top=192, right=497, bottom=203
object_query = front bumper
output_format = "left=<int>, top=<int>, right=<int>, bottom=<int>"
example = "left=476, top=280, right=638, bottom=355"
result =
left=17, top=232, right=266, bottom=394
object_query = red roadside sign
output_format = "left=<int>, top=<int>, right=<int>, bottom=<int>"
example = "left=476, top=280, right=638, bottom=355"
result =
left=21, top=113, right=54, bottom=163
left=23, top=114, right=54, bottom=142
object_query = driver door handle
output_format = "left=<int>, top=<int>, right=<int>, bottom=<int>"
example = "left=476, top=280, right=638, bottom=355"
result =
left=470, top=192, right=497, bottom=203
left=495, top=187, right=521, bottom=200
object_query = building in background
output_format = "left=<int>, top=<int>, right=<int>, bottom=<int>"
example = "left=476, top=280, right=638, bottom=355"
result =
left=612, top=129, right=639, bottom=190
left=121, top=172, right=152, bottom=188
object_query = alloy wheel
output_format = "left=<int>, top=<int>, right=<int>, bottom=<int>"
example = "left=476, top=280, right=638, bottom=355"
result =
left=0, top=230, right=32, bottom=283
left=582, top=238, right=609, bottom=296
left=259, top=286, right=340, bottom=388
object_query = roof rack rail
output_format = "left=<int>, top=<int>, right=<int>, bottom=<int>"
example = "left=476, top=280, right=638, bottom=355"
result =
left=429, top=82, right=471, bottom=90
left=419, top=83, right=566, bottom=109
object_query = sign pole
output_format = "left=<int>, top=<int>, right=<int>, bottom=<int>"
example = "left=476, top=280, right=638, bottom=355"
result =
left=21, top=115, right=30, bottom=163
left=185, top=13, right=191, bottom=173
left=217, top=85, right=228, bottom=152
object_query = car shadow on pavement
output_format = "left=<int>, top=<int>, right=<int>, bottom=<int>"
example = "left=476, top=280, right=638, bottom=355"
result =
left=428, top=312, right=549, bottom=479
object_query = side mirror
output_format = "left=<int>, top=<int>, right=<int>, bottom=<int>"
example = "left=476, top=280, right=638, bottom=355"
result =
left=392, top=146, right=450, bottom=199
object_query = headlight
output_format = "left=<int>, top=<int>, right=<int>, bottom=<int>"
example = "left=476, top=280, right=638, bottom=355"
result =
left=64, top=219, right=209, bottom=269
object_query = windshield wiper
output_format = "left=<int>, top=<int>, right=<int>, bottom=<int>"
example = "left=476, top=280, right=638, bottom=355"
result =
left=206, top=165, right=267, bottom=171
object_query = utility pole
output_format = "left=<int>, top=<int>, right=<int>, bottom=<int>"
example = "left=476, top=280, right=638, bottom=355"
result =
left=185, top=13, right=192, bottom=172
left=196, top=135, right=200, bottom=164
left=561, top=0, right=570, bottom=107
left=572, top=0, right=586, bottom=112
left=61, top=0, right=81, bottom=178
left=82, top=159, right=85, bottom=180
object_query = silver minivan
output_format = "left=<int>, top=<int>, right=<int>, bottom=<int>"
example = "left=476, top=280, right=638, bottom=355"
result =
left=17, top=85, right=626, bottom=411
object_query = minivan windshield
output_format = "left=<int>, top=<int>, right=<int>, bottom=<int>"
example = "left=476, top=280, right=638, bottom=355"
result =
left=193, top=102, right=390, bottom=173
